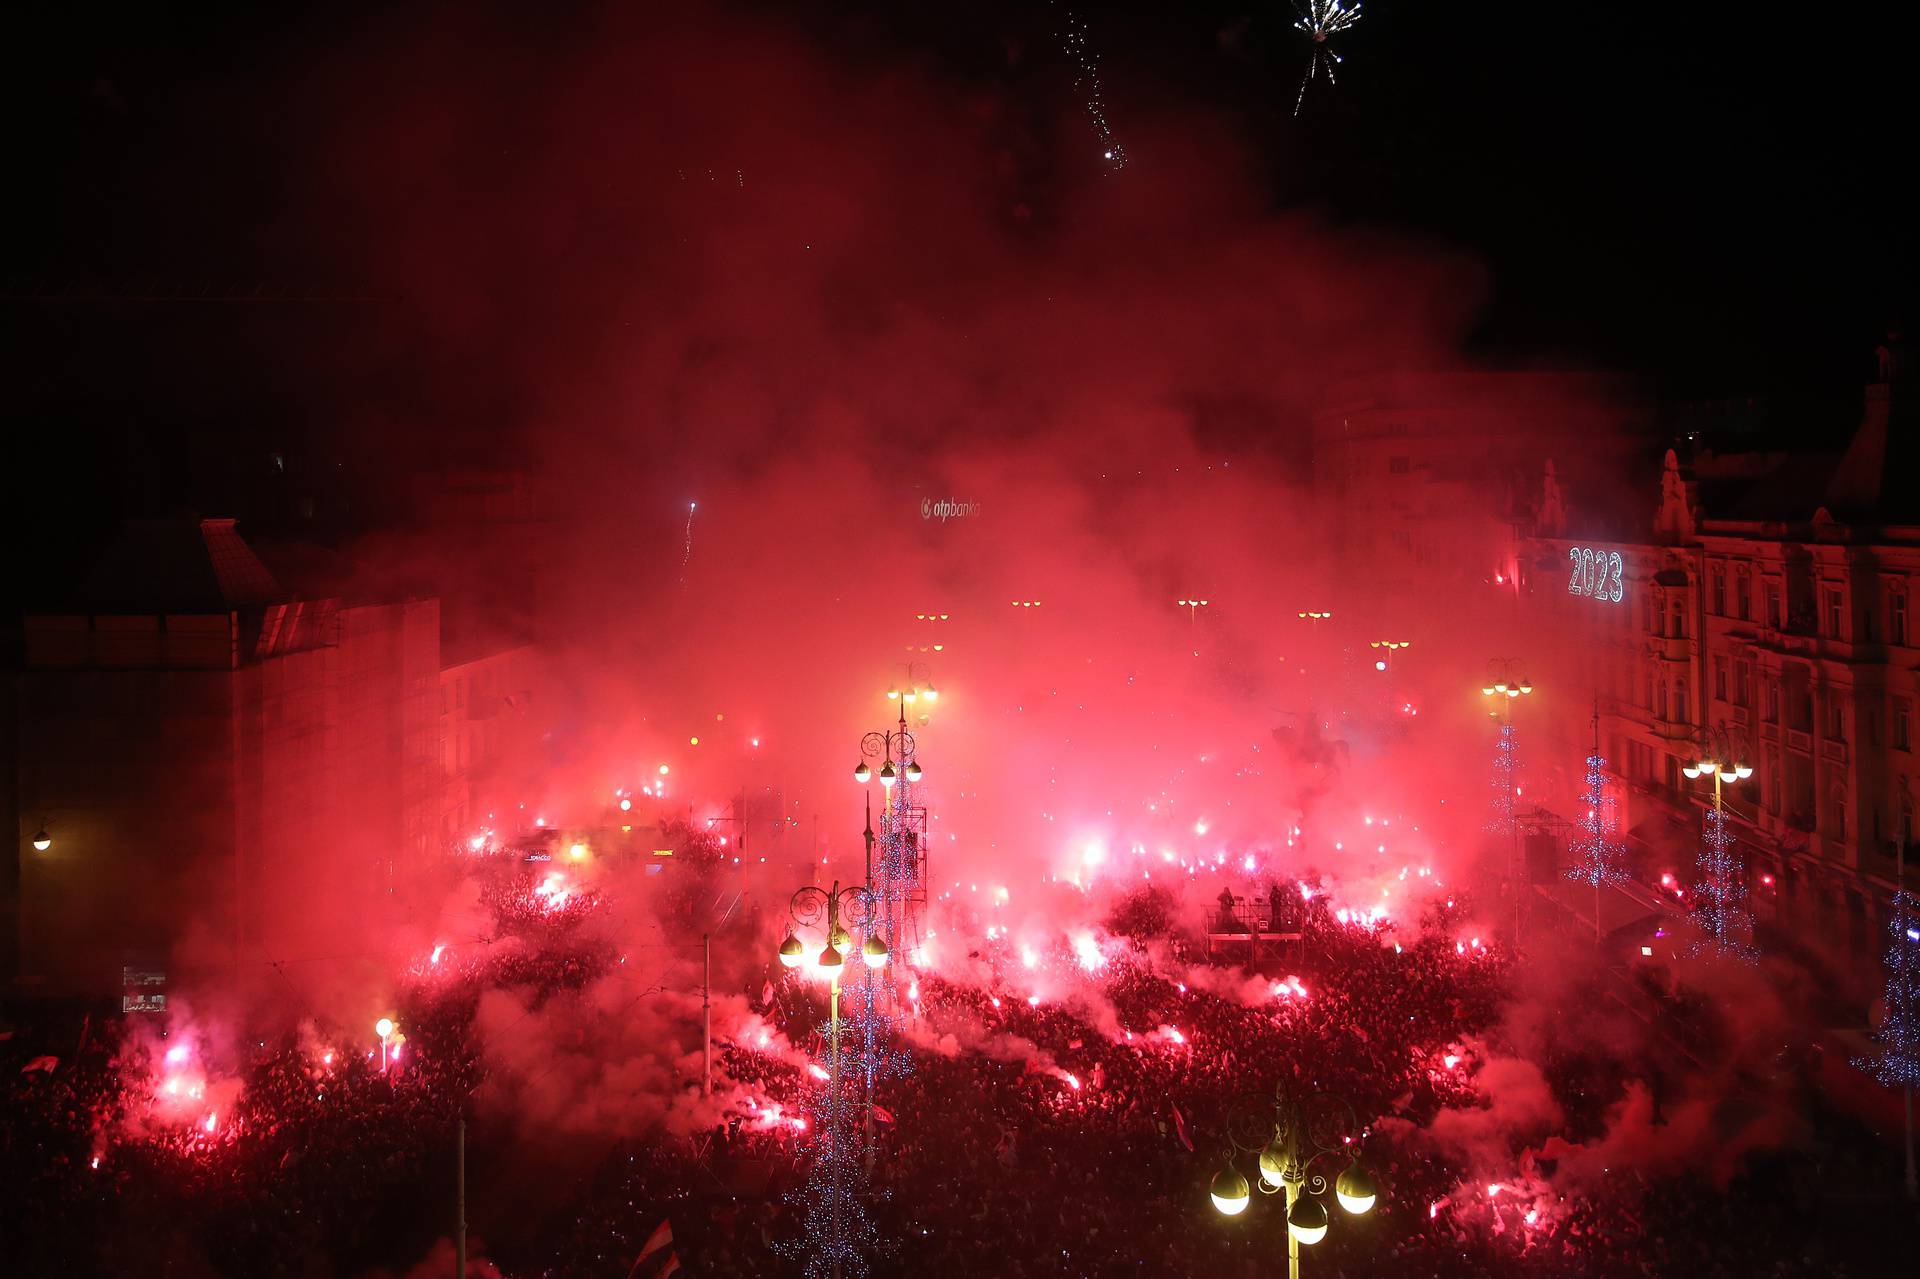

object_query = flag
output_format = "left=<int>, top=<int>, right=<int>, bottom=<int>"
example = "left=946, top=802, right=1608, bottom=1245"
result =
left=21, top=1056, right=58, bottom=1074
left=872, top=1104, right=895, bottom=1125
left=626, top=1220, right=673, bottom=1279
left=658, top=1255, right=681, bottom=1279
left=760, top=981, right=774, bottom=1006
left=1170, top=1102, right=1193, bottom=1152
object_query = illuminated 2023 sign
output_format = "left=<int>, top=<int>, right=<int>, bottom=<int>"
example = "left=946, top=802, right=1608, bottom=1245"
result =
left=1568, top=547, right=1625, bottom=603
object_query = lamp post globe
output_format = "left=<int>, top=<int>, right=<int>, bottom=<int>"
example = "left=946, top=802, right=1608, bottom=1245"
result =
left=817, top=943, right=844, bottom=970
left=1335, top=1161, right=1377, bottom=1215
left=879, top=761, right=897, bottom=789
left=1258, top=1142, right=1286, bottom=1190
left=904, top=760, right=923, bottom=783
left=862, top=935, right=889, bottom=969
left=31, top=829, right=51, bottom=852
left=1287, top=1192, right=1329, bottom=1245
left=1210, top=1163, right=1251, bottom=1216
left=778, top=933, right=805, bottom=967
left=854, top=761, right=871, bottom=784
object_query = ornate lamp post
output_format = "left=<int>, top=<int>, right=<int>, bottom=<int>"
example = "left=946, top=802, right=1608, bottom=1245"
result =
left=777, top=880, right=886, bottom=1090
left=884, top=660, right=938, bottom=724
left=1178, top=598, right=1210, bottom=656
left=1682, top=724, right=1756, bottom=956
left=1208, top=1077, right=1377, bottom=1279
left=777, top=880, right=885, bottom=1279
left=1482, top=658, right=1534, bottom=935
left=1367, top=638, right=1410, bottom=672
left=909, top=611, right=950, bottom=654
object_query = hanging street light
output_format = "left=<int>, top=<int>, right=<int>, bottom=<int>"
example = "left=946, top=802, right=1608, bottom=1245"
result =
left=1206, top=1076, right=1377, bottom=1279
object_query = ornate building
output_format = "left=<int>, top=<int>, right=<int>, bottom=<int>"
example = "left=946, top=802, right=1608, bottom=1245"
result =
left=1514, top=343, right=1918, bottom=986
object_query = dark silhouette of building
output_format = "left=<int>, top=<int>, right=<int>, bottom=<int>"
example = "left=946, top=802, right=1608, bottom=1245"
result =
left=10, top=519, right=441, bottom=999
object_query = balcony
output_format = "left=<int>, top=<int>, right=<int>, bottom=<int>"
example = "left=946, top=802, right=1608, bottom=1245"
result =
left=1760, top=722, right=1779, bottom=743
left=1648, top=635, right=1692, bottom=664
left=1787, top=729, right=1812, bottom=754
left=1820, top=738, right=1848, bottom=765
left=1656, top=721, right=1700, bottom=745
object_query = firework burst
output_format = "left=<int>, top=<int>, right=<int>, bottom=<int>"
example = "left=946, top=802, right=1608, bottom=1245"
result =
left=1058, top=7, right=1126, bottom=169
left=1292, top=1, right=1362, bottom=116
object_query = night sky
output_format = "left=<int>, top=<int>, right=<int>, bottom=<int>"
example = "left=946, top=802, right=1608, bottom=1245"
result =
left=6, top=0, right=1915, bottom=597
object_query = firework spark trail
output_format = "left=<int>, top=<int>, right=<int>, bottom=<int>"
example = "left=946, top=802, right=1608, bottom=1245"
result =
left=680, top=501, right=697, bottom=587
left=1057, top=7, right=1127, bottom=169
left=1292, top=0, right=1363, bottom=116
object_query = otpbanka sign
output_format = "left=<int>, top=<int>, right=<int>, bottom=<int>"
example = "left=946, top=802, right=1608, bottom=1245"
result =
left=921, top=498, right=981, bottom=522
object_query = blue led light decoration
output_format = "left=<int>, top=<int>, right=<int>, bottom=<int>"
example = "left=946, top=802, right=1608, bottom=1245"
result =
left=1689, top=806, right=1753, bottom=958
left=774, top=879, right=891, bottom=1279
left=1852, top=880, right=1920, bottom=1199
left=1682, top=729, right=1758, bottom=961
left=1480, top=662, right=1531, bottom=839
left=1854, top=888, right=1920, bottom=1089
left=1485, top=722, right=1517, bottom=837
left=1565, top=724, right=1629, bottom=941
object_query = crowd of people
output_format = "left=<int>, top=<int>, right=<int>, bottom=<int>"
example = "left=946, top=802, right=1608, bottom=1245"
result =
left=2, top=860, right=1911, bottom=1277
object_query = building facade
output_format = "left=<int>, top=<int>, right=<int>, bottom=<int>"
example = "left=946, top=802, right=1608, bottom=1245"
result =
left=10, top=520, right=443, bottom=998
left=1514, top=354, right=1917, bottom=988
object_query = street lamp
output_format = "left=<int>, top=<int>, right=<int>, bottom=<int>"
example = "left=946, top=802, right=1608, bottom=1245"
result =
left=1682, top=724, right=1756, bottom=955
left=1177, top=598, right=1210, bottom=656
left=1209, top=1076, right=1376, bottom=1279
left=1481, top=657, right=1533, bottom=710
left=1681, top=725, right=1753, bottom=790
left=855, top=707, right=920, bottom=813
left=911, top=611, right=950, bottom=654
left=887, top=661, right=938, bottom=724
left=1482, top=658, right=1534, bottom=938
left=778, top=878, right=883, bottom=1279
left=31, top=828, right=52, bottom=852
left=375, top=1017, right=397, bottom=1072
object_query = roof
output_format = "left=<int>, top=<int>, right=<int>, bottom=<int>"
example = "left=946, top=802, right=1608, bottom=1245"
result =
left=75, top=518, right=286, bottom=612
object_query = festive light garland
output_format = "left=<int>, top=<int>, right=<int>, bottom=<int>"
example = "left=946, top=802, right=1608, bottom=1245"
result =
left=1854, top=889, right=1920, bottom=1088
left=1484, top=722, right=1517, bottom=837
left=1565, top=752, right=1627, bottom=893
left=1688, top=805, right=1757, bottom=961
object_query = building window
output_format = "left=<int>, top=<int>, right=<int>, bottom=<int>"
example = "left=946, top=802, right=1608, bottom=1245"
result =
left=1892, top=593, right=1908, bottom=646
left=1710, top=566, right=1725, bottom=615
left=1713, top=657, right=1729, bottom=702
left=1734, top=660, right=1751, bottom=708
left=1736, top=567, right=1752, bottom=620
left=1671, top=678, right=1688, bottom=725
left=1824, top=588, right=1844, bottom=639
left=1826, top=698, right=1845, bottom=742
left=1766, top=585, right=1782, bottom=629
left=1765, top=680, right=1779, bottom=723
left=1897, top=699, right=1912, bottom=752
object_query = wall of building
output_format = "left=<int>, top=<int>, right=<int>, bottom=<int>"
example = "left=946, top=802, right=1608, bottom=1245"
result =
left=12, top=601, right=445, bottom=998
left=1516, top=509, right=1919, bottom=989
